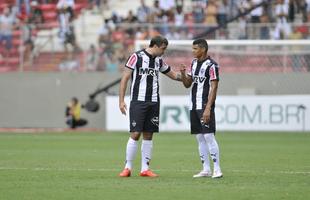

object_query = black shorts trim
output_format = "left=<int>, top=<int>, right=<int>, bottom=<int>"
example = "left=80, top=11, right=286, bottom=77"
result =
left=129, top=101, right=160, bottom=133
left=190, top=109, right=216, bottom=134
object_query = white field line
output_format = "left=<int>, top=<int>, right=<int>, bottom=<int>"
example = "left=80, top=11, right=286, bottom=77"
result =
left=0, top=167, right=309, bottom=175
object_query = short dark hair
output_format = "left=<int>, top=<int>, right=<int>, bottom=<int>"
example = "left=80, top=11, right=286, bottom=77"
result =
left=149, top=35, right=168, bottom=47
left=193, top=39, right=208, bottom=52
left=72, top=97, right=78, bottom=104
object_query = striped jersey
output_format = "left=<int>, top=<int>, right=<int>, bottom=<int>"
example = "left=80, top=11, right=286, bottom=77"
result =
left=187, top=56, right=219, bottom=110
left=125, top=49, right=171, bottom=102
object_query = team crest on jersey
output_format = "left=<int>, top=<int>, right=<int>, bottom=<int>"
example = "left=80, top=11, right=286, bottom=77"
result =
left=151, top=117, right=159, bottom=127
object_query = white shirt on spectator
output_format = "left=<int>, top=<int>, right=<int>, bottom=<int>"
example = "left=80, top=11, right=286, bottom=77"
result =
left=275, top=2, right=288, bottom=23
left=159, top=0, right=175, bottom=11
left=250, top=0, right=263, bottom=17
left=273, top=2, right=291, bottom=39
left=0, top=14, right=16, bottom=35
left=57, top=0, right=75, bottom=8
left=174, top=12, right=184, bottom=27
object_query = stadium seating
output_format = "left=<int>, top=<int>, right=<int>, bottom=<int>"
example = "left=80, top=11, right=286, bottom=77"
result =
left=0, top=1, right=88, bottom=71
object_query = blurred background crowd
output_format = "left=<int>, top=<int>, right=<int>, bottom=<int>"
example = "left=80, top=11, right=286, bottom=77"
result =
left=1, top=0, right=310, bottom=72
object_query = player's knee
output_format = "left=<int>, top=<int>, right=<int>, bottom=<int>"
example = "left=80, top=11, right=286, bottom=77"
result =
left=130, top=132, right=141, bottom=141
left=142, top=132, right=153, bottom=140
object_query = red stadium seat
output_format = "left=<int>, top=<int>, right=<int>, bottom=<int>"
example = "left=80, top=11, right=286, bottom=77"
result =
left=12, top=39, right=21, bottom=47
left=43, top=12, right=57, bottom=22
left=12, top=30, right=22, bottom=38
left=39, top=4, right=56, bottom=11
left=7, top=57, right=20, bottom=67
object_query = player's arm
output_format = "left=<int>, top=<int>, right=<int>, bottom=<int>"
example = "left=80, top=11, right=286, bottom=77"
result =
left=119, top=67, right=132, bottom=115
left=201, top=80, right=218, bottom=124
left=164, top=70, right=183, bottom=81
left=180, top=64, right=192, bottom=88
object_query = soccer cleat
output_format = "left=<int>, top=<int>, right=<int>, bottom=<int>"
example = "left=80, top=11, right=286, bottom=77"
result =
left=119, top=168, right=131, bottom=177
left=193, top=171, right=212, bottom=178
left=212, top=171, right=223, bottom=179
left=139, top=169, right=158, bottom=177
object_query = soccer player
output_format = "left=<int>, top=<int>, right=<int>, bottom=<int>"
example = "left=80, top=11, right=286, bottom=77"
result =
left=180, top=39, right=223, bottom=178
left=118, top=35, right=182, bottom=177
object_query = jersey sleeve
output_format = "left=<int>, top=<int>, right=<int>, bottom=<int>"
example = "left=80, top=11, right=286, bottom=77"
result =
left=125, top=53, right=138, bottom=70
left=159, top=59, right=171, bottom=74
left=209, top=63, right=220, bottom=81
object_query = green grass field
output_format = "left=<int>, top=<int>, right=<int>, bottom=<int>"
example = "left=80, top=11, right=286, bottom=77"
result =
left=0, top=131, right=309, bottom=200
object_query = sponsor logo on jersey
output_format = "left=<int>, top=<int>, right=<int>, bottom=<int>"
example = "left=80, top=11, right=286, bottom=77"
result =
left=193, top=75, right=206, bottom=83
left=139, top=68, right=159, bottom=77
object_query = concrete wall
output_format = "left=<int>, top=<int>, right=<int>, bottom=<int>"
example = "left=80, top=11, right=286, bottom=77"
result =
left=161, top=73, right=310, bottom=95
left=1, top=72, right=310, bottom=128
left=0, top=72, right=120, bottom=128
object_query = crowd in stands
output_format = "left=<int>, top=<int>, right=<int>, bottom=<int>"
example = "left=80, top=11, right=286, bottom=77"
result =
left=0, top=0, right=84, bottom=68
left=1, top=0, right=310, bottom=72
left=91, top=0, right=310, bottom=72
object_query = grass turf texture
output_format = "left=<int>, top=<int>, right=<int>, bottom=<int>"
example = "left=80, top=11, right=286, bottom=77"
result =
left=0, top=132, right=309, bottom=200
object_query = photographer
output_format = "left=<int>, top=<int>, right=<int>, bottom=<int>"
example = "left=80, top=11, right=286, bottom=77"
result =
left=65, top=97, right=88, bottom=129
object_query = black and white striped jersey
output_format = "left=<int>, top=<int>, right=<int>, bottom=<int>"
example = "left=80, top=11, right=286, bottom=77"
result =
left=187, top=56, right=219, bottom=110
left=125, top=49, right=171, bottom=102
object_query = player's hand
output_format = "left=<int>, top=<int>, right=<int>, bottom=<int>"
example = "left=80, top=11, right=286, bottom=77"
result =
left=119, top=101, right=127, bottom=115
left=201, top=108, right=211, bottom=124
left=180, top=64, right=186, bottom=76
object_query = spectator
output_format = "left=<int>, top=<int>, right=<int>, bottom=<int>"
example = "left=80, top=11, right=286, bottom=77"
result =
left=21, top=18, right=34, bottom=64
left=105, top=53, right=119, bottom=72
left=136, top=0, right=151, bottom=23
left=174, top=5, right=185, bottom=27
left=16, top=0, right=31, bottom=15
left=273, top=0, right=291, bottom=39
left=124, top=10, right=137, bottom=23
left=249, top=0, right=263, bottom=23
left=260, top=13, right=270, bottom=39
left=57, top=4, right=80, bottom=55
left=288, top=0, right=296, bottom=22
left=0, top=7, right=17, bottom=58
left=217, top=0, right=229, bottom=27
left=57, top=0, right=75, bottom=9
left=86, top=44, right=99, bottom=71
left=204, top=0, right=218, bottom=25
left=159, top=0, right=175, bottom=11
left=28, top=1, right=44, bottom=27
left=149, top=0, right=162, bottom=23
left=299, top=0, right=308, bottom=23
left=192, top=0, right=205, bottom=23
left=289, top=27, right=303, bottom=71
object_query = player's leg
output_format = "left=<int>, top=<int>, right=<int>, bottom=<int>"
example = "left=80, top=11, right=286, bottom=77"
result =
left=119, top=101, right=146, bottom=177
left=139, top=132, right=157, bottom=177
left=75, top=119, right=88, bottom=127
left=193, top=134, right=212, bottom=178
left=204, top=133, right=223, bottom=178
left=191, top=110, right=211, bottom=177
left=139, top=102, right=159, bottom=177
